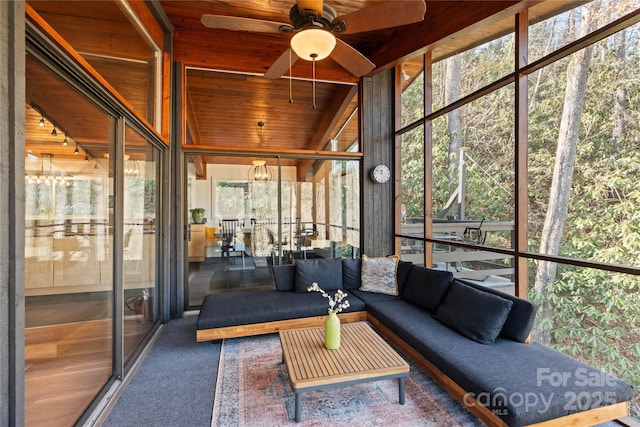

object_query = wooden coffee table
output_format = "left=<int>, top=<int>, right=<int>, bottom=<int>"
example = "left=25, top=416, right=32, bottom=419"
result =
left=279, top=321, right=410, bottom=422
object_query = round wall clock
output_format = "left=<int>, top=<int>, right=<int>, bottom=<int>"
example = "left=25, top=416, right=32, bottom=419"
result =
left=370, top=164, right=391, bottom=183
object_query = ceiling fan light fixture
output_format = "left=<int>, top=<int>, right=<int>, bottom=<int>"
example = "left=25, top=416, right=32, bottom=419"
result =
left=290, top=28, right=336, bottom=61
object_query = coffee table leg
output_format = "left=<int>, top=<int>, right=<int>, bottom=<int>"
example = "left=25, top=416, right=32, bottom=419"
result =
left=399, top=377, right=406, bottom=405
left=295, top=391, right=302, bottom=422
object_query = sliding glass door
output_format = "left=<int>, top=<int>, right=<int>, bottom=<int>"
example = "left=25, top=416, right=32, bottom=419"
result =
left=123, top=125, right=160, bottom=363
left=24, top=50, right=163, bottom=427
left=185, top=155, right=360, bottom=308
left=24, top=55, right=116, bottom=426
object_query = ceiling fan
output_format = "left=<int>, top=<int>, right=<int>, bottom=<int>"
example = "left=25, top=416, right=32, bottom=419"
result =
left=201, top=0, right=427, bottom=78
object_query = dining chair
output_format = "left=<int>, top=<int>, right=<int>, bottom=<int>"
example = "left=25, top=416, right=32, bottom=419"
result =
left=220, top=219, right=238, bottom=260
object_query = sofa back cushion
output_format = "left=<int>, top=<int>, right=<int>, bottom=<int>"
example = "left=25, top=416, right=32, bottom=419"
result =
left=359, top=255, right=399, bottom=296
left=272, top=264, right=296, bottom=291
left=433, top=280, right=513, bottom=344
left=342, top=258, right=361, bottom=290
left=396, top=260, right=414, bottom=295
left=294, top=258, right=343, bottom=292
left=460, top=280, right=538, bottom=342
left=402, top=266, right=453, bottom=312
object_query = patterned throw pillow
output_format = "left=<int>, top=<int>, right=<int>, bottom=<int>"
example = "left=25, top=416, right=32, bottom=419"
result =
left=359, top=255, right=399, bottom=295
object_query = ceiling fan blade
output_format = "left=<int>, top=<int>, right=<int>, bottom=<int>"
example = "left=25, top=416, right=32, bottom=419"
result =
left=201, top=15, right=289, bottom=33
left=339, top=1, right=426, bottom=34
left=331, top=39, right=375, bottom=77
left=264, top=48, right=300, bottom=79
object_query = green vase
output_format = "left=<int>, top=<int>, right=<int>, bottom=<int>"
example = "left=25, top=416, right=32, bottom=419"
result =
left=324, top=311, right=341, bottom=349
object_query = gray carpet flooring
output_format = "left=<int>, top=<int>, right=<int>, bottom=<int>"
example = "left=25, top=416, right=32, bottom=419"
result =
left=102, top=317, right=626, bottom=427
left=103, top=317, right=220, bottom=427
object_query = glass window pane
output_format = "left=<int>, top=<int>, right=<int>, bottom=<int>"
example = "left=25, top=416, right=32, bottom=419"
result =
left=430, top=83, right=515, bottom=287
left=528, top=21, right=640, bottom=264
left=432, top=84, right=515, bottom=247
left=185, top=155, right=360, bottom=307
left=123, top=125, right=159, bottom=363
left=400, top=125, right=424, bottom=238
left=400, top=237, right=425, bottom=266
left=432, top=30, right=514, bottom=110
left=24, top=55, right=114, bottom=426
left=528, top=260, right=640, bottom=417
left=400, top=56, right=424, bottom=127
left=30, top=1, right=161, bottom=126
left=529, top=0, right=640, bottom=63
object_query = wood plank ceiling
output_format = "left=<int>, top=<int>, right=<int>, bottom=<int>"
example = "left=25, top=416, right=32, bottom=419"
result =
left=25, top=0, right=585, bottom=172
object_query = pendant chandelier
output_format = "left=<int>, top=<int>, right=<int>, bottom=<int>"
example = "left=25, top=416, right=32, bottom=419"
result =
left=248, top=121, right=272, bottom=182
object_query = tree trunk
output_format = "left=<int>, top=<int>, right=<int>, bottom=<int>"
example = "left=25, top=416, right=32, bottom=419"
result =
left=532, top=3, right=599, bottom=344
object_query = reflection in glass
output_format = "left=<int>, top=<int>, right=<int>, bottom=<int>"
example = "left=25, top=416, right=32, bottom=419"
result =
left=24, top=56, right=114, bottom=426
left=28, top=1, right=161, bottom=126
left=123, top=125, right=159, bottom=363
left=186, top=156, right=360, bottom=307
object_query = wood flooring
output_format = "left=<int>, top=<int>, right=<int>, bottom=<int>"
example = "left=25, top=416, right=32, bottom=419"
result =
left=25, top=318, right=150, bottom=426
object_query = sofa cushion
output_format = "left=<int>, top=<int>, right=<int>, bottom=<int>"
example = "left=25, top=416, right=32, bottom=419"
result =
left=460, top=280, right=538, bottom=343
left=434, top=280, right=513, bottom=344
left=350, top=288, right=398, bottom=304
left=272, top=264, right=296, bottom=291
left=294, top=258, right=343, bottom=292
left=396, top=260, right=414, bottom=295
left=197, top=291, right=366, bottom=330
left=366, top=299, right=633, bottom=427
left=342, top=258, right=361, bottom=290
left=402, top=266, right=453, bottom=312
left=359, top=255, right=399, bottom=295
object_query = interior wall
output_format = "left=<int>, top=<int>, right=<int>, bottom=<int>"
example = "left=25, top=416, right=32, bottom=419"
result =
left=361, top=69, right=395, bottom=257
left=187, top=162, right=296, bottom=225
left=1, top=1, right=26, bottom=425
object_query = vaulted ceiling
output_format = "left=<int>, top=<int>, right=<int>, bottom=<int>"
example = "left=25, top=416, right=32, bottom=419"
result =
left=26, top=0, right=582, bottom=170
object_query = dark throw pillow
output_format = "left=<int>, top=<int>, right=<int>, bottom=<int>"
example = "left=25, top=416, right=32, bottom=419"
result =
left=433, top=281, right=513, bottom=344
left=396, top=261, right=414, bottom=295
left=272, top=264, right=296, bottom=291
left=294, top=258, right=343, bottom=293
left=402, top=266, right=453, bottom=312
left=342, top=258, right=361, bottom=290
left=461, top=280, right=538, bottom=343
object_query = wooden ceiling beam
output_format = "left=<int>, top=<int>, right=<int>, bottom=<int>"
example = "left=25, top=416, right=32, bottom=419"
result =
left=365, top=0, right=527, bottom=71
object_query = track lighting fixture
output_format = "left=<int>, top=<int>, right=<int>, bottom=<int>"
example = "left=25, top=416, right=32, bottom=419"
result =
left=38, top=116, right=45, bottom=127
left=63, top=134, right=68, bottom=146
left=51, top=127, right=57, bottom=137
left=74, top=143, right=79, bottom=155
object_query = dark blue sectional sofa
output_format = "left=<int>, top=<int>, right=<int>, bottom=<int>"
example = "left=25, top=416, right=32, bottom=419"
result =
left=196, top=258, right=633, bottom=427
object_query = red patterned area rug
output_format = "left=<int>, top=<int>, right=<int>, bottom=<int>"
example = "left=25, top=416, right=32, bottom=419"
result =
left=211, top=333, right=484, bottom=426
